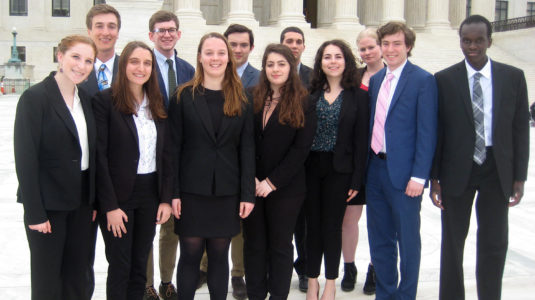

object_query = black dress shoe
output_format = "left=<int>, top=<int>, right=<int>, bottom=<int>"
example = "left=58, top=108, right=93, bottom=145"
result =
left=341, top=262, right=357, bottom=292
left=298, top=274, right=308, bottom=292
left=159, top=282, right=178, bottom=300
left=232, top=276, right=247, bottom=300
left=363, top=264, right=376, bottom=295
left=197, top=270, right=207, bottom=290
left=143, top=286, right=160, bottom=300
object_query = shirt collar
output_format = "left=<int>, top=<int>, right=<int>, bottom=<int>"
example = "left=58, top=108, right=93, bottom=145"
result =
left=465, top=58, right=492, bottom=80
left=95, top=55, right=116, bottom=73
left=237, top=61, right=249, bottom=78
left=386, top=59, right=408, bottom=79
left=154, top=48, right=175, bottom=66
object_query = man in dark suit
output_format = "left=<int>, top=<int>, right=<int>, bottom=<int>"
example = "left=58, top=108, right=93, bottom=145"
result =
left=224, top=24, right=260, bottom=89
left=281, top=27, right=312, bottom=90
left=431, top=15, right=529, bottom=300
left=279, top=25, right=312, bottom=292
left=78, top=4, right=121, bottom=298
left=144, top=10, right=195, bottom=300
left=366, top=22, right=437, bottom=300
left=79, top=4, right=121, bottom=98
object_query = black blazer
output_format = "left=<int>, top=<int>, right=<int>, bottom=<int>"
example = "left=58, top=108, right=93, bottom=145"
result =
left=299, top=64, right=312, bottom=90
left=254, top=96, right=317, bottom=197
left=78, top=55, right=120, bottom=98
left=92, top=89, right=173, bottom=213
left=309, top=86, right=369, bottom=190
left=14, top=72, right=97, bottom=224
left=168, top=86, right=255, bottom=203
left=431, top=60, right=530, bottom=197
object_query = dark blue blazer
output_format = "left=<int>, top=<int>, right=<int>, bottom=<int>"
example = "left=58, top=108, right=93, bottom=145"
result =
left=368, top=60, right=438, bottom=190
left=241, top=63, right=260, bottom=89
left=156, top=50, right=195, bottom=109
left=78, top=54, right=119, bottom=98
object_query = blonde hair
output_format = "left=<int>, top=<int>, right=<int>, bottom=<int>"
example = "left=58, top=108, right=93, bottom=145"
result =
left=356, top=28, right=379, bottom=46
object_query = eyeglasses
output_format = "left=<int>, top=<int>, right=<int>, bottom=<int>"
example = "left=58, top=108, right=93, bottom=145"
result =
left=153, top=27, right=178, bottom=35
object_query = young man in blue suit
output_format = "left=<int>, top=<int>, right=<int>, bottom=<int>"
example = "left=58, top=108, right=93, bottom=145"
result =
left=144, top=10, right=195, bottom=300
left=224, top=24, right=260, bottom=89
left=366, top=22, right=437, bottom=300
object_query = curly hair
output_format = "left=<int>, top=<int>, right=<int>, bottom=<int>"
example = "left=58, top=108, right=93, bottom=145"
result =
left=310, top=39, right=361, bottom=93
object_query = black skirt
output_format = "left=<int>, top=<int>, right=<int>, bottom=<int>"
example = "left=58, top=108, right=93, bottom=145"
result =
left=174, top=192, right=241, bottom=238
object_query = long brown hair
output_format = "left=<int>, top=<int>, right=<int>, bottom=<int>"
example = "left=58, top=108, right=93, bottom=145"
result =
left=176, top=32, right=247, bottom=117
left=253, top=44, right=307, bottom=128
left=111, top=41, right=166, bottom=119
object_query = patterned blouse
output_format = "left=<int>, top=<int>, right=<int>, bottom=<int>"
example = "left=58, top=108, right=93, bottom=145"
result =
left=133, top=94, right=157, bottom=174
left=310, top=91, right=343, bottom=152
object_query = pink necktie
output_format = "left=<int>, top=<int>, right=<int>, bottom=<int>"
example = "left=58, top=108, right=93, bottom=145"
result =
left=371, top=73, right=395, bottom=154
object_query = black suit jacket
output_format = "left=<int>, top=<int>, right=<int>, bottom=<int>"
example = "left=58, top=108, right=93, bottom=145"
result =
left=14, top=72, right=97, bottom=224
left=254, top=96, right=317, bottom=196
left=78, top=55, right=120, bottom=98
left=241, top=63, right=260, bottom=89
left=168, top=86, right=255, bottom=203
left=92, top=89, right=173, bottom=213
left=299, top=64, right=312, bottom=90
left=155, top=50, right=195, bottom=108
left=432, top=60, right=530, bottom=197
left=309, top=86, right=369, bottom=190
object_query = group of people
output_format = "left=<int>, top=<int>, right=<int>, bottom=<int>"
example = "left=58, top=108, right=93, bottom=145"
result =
left=14, top=3, right=529, bottom=300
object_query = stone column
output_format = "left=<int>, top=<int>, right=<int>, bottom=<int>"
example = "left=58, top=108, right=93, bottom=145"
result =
left=382, top=0, right=405, bottom=23
left=426, top=0, right=450, bottom=31
left=360, top=0, right=383, bottom=27
left=268, top=0, right=280, bottom=25
left=331, top=0, right=363, bottom=30
left=405, top=0, right=426, bottom=30
left=175, top=0, right=206, bottom=25
left=449, top=0, right=466, bottom=29
left=470, top=0, right=495, bottom=21
left=277, top=0, right=308, bottom=27
left=317, top=0, right=334, bottom=28
left=226, top=0, right=258, bottom=26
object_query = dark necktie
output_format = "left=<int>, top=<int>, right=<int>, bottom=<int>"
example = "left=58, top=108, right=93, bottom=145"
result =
left=167, top=59, right=177, bottom=100
left=97, top=64, right=110, bottom=91
left=472, top=72, right=486, bottom=165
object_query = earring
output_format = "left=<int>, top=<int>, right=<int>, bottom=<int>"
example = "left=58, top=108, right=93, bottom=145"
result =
left=59, top=64, right=63, bottom=73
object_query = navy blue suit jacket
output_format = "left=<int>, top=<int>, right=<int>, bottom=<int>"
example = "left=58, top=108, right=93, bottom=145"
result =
left=156, top=50, right=195, bottom=109
left=368, top=60, right=438, bottom=190
left=241, top=63, right=260, bottom=89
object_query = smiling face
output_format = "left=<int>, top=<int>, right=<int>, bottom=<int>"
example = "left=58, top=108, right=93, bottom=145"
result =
left=460, top=22, right=492, bottom=70
left=358, top=36, right=382, bottom=66
left=380, top=31, right=410, bottom=71
left=227, top=32, right=253, bottom=68
left=199, top=37, right=229, bottom=80
left=265, top=52, right=290, bottom=91
left=149, top=20, right=181, bottom=56
left=321, top=44, right=345, bottom=80
left=125, top=47, right=153, bottom=90
left=87, top=13, right=119, bottom=57
left=57, top=42, right=95, bottom=84
left=281, top=31, right=305, bottom=63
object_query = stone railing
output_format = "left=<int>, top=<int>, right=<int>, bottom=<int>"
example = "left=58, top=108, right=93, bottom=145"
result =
left=492, top=15, right=535, bottom=32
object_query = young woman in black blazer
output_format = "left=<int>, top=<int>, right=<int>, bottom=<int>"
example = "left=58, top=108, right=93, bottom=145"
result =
left=242, top=44, right=316, bottom=300
left=92, top=41, right=172, bottom=300
left=305, top=40, right=369, bottom=300
left=14, top=35, right=97, bottom=300
left=168, top=32, right=255, bottom=300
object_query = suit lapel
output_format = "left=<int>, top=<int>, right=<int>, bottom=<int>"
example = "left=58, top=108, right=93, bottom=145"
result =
left=79, top=89, right=96, bottom=151
left=193, top=92, right=217, bottom=142
left=241, top=65, right=252, bottom=88
left=490, top=62, right=502, bottom=134
left=122, top=113, right=139, bottom=148
left=387, top=61, right=412, bottom=116
left=338, top=89, right=352, bottom=125
left=370, top=68, right=386, bottom=120
left=155, top=62, right=169, bottom=106
left=45, top=75, right=80, bottom=141
left=456, top=62, right=475, bottom=126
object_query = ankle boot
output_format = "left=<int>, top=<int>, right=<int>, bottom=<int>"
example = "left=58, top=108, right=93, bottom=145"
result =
left=341, top=262, right=357, bottom=291
left=363, top=263, right=376, bottom=295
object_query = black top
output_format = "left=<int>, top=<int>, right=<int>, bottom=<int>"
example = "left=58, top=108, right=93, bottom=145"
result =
left=204, top=88, right=225, bottom=137
left=311, top=91, right=343, bottom=152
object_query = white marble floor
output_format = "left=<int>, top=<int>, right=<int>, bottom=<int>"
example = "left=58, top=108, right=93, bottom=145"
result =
left=0, top=94, right=534, bottom=299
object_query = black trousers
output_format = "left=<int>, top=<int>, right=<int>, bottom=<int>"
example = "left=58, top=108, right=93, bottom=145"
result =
left=100, top=173, right=159, bottom=300
left=305, top=151, right=350, bottom=279
left=293, top=204, right=307, bottom=276
left=439, top=150, right=509, bottom=300
left=243, top=193, right=305, bottom=300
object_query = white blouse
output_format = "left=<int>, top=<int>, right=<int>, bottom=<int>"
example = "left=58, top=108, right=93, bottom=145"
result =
left=133, top=94, right=157, bottom=174
left=67, top=87, right=89, bottom=171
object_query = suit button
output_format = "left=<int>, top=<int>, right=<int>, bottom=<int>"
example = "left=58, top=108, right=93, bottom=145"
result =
left=256, top=155, right=261, bottom=160
left=72, top=159, right=78, bottom=162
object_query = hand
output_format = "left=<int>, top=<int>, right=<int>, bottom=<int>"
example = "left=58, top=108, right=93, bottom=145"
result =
left=256, top=180, right=273, bottom=198
left=405, top=180, right=424, bottom=197
left=106, top=208, right=128, bottom=238
left=172, top=198, right=181, bottom=219
left=92, top=210, right=97, bottom=222
left=28, top=220, right=52, bottom=234
left=156, top=203, right=172, bottom=224
left=346, top=189, right=358, bottom=202
left=255, top=177, right=260, bottom=185
left=429, top=180, right=444, bottom=210
left=509, top=181, right=525, bottom=207
left=239, top=202, right=255, bottom=219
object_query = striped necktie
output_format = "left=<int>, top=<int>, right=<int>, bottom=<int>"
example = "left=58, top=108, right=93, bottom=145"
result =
left=471, top=72, right=486, bottom=165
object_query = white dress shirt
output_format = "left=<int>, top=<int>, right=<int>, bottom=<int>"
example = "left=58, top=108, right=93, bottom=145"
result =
left=94, top=55, right=116, bottom=84
left=465, top=59, right=493, bottom=146
left=154, top=48, right=177, bottom=97
left=133, top=94, right=157, bottom=174
left=67, top=86, right=89, bottom=171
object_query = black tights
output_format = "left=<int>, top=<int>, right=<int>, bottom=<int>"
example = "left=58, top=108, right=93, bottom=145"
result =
left=177, top=236, right=231, bottom=300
